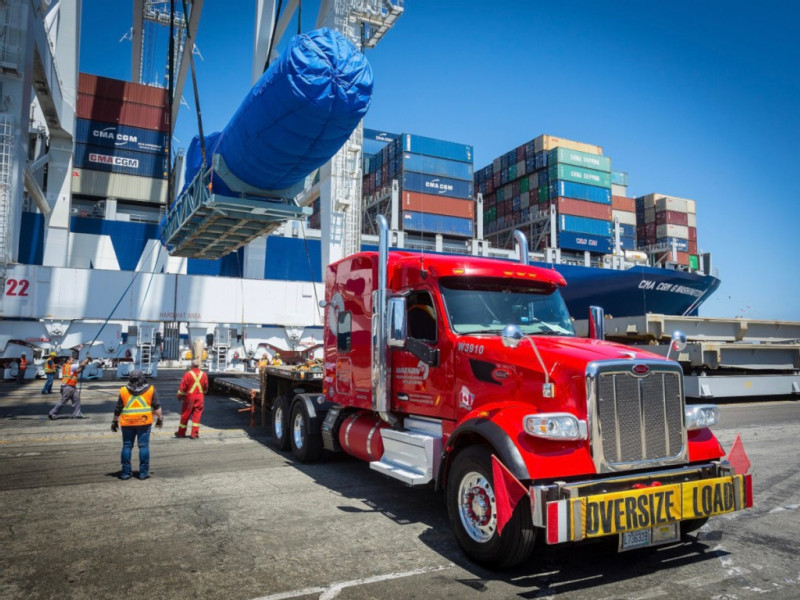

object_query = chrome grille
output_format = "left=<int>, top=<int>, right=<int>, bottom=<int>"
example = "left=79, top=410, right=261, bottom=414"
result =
left=588, top=361, right=687, bottom=472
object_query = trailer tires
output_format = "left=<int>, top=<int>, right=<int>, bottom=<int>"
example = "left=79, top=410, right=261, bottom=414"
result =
left=447, top=446, right=536, bottom=569
left=289, top=400, right=323, bottom=463
left=271, top=396, right=290, bottom=451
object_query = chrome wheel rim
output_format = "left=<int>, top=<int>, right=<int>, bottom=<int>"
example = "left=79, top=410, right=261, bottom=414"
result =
left=292, top=412, right=305, bottom=450
left=274, top=405, right=284, bottom=439
left=458, top=470, right=496, bottom=543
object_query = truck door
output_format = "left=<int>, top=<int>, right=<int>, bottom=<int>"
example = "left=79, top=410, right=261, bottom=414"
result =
left=391, top=290, right=454, bottom=419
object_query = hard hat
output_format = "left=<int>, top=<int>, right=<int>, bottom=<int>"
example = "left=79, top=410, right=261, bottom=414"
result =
left=275, top=352, right=280, bottom=356
left=50, top=352, right=57, bottom=357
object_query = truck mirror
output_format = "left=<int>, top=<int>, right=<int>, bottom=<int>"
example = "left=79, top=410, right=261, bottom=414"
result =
left=387, top=297, right=407, bottom=347
left=667, top=330, right=687, bottom=360
left=588, top=306, right=605, bottom=340
left=501, top=324, right=523, bottom=348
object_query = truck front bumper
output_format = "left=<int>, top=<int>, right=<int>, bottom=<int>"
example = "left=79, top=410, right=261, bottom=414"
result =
left=531, top=462, right=753, bottom=544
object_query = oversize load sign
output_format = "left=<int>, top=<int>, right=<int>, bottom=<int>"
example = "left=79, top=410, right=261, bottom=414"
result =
left=547, top=475, right=748, bottom=542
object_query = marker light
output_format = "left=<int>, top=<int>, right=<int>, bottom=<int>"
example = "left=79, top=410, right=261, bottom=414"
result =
left=685, top=404, right=720, bottom=430
left=523, top=413, right=587, bottom=440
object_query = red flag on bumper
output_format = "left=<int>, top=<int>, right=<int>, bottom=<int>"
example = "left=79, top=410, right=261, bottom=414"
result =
left=492, top=455, right=528, bottom=535
left=727, top=432, right=751, bottom=475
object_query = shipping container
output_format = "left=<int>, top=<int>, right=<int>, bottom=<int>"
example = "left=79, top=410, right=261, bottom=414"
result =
left=614, top=223, right=636, bottom=238
left=70, top=168, right=168, bottom=204
left=611, top=195, right=635, bottom=212
left=74, top=143, right=168, bottom=179
left=559, top=214, right=612, bottom=236
left=688, top=212, right=697, bottom=228
left=401, top=133, right=473, bottom=163
left=548, top=163, right=612, bottom=188
left=79, top=73, right=168, bottom=107
left=401, top=153, right=473, bottom=181
left=656, top=237, right=689, bottom=252
left=611, top=170, right=628, bottom=186
left=548, top=147, right=611, bottom=172
left=655, top=209, right=689, bottom=226
left=532, top=134, right=603, bottom=155
left=611, top=183, right=628, bottom=197
left=688, top=240, right=698, bottom=255
left=688, top=226, right=697, bottom=241
left=402, top=211, right=474, bottom=238
left=619, top=235, right=637, bottom=251
left=75, top=119, right=168, bottom=155
left=550, top=180, right=611, bottom=204
left=558, top=231, right=612, bottom=254
left=554, top=197, right=613, bottom=221
left=656, top=223, right=689, bottom=239
left=402, top=171, right=473, bottom=199
left=612, top=209, right=637, bottom=226
left=652, top=194, right=696, bottom=213
left=657, top=250, right=690, bottom=266
left=77, top=93, right=170, bottom=132
left=401, top=191, right=474, bottom=219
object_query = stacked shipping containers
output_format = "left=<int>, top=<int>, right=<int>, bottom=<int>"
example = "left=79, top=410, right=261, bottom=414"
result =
left=635, top=193, right=698, bottom=267
left=475, top=134, right=614, bottom=254
left=362, top=130, right=474, bottom=238
left=72, top=73, right=170, bottom=204
left=610, top=170, right=636, bottom=250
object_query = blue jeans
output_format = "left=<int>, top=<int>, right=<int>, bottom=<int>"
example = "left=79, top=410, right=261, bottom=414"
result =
left=121, top=425, right=151, bottom=479
left=41, top=372, right=55, bottom=393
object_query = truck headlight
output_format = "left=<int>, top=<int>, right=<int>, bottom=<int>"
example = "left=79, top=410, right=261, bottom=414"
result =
left=685, top=404, right=720, bottom=430
left=523, top=413, right=588, bottom=440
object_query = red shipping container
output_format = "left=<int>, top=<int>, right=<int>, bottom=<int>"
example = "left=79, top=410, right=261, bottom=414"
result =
left=688, top=241, right=698, bottom=255
left=492, top=172, right=501, bottom=188
left=611, top=195, right=635, bottom=212
left=655, top=209, right=689, bottom=226
left=657, top=251, right=690, bottom=266
left=516, top=145, right=525, bottom=162
left=511, top=180, right=521, bottom=196
left=79, top=73, right=168, bottom=108
left=688, top=226, right=697, bottom=241
left=554, top=197, right=612, bottom=221
left=402, top=191, right=475, bottom=219
left=77, top=93, right=170, bottom=132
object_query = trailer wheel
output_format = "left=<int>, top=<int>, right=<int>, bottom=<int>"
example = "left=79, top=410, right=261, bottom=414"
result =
left=446, top=446, right=536, bottom=569
left=271, top=396, right=290, bottom=451
left=289, top=400, right=323, bottom=463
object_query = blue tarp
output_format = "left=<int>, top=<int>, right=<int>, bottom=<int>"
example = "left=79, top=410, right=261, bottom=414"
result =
left=184, top=28, right=373, bottom=195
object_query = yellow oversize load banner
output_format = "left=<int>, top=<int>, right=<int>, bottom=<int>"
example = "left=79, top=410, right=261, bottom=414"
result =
left=572, top=475, right=745, bottom=540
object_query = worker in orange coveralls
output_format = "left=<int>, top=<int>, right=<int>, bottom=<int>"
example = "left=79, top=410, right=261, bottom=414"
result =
left=175, top=358, right=208, bottom=439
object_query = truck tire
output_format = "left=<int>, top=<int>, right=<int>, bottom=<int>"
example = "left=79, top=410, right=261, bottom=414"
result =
left=271, top=396, right=290, bottom=451
left=289, top=400, right=323, bottom=463
left=446, top=446, right=536, bottom=569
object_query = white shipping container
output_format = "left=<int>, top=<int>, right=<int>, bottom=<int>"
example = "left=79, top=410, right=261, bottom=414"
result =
left=530, top=172, right=539, bottom=189
left=516, top=160, right=525, bottom=177
left=688, top=212, right=697, bottom=227
left=612, top=209, right=637, bottom=226
left=493, top=157, right=501, bottom=172
left=686, top=199, right=697, bottom=214
left=657, top=223, right=689, bottom=239
left=504, top=184, right=513, bottom=199
left=644, top=206, right=656, bottom=223
left=655, top=195, right=693, bottom=213
left=71, top=168, right=168, bottom=204
left=521, top=191, right=530, bottom=208
left=611, top=184, right=628, bottom=197
left=532, top=134, right=603, bottom=155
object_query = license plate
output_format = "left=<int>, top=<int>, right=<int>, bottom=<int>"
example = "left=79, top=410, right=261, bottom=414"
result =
left=620, top=522, right=679, bottom=551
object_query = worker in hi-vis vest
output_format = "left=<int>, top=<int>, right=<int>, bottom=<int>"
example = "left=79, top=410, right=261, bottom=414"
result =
left=175, top=358, right=208, bottom=439
left=111, top=369, right=163, bottom=480
left=41, top=352, right=58, bottom=394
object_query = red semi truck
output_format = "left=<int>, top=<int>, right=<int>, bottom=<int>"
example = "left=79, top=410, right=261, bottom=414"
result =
left=266, top=217, right=752, bottom=569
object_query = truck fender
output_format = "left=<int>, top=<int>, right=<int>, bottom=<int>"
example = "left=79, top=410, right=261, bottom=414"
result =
left=292, top=393, right=335, bottom=429
left=439, top=419, right=530, bottom=491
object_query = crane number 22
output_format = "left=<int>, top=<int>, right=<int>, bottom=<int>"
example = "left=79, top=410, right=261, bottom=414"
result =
left=5, top=279, right=30, bottom=296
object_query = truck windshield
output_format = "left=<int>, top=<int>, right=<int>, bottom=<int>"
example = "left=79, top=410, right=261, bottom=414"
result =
left=439, top=277, right=575, bottom=336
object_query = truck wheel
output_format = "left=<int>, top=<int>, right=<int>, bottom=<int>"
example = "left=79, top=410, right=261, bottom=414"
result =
left=446, top=446, right=536, bottom=569
left=289, top=400, right=323, bottom=463
left=271, top=396, right=290, bottom=451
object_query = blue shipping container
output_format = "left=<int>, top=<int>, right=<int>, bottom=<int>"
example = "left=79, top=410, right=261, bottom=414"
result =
left=75, top=119, right=168, bottom=155
left=402, top=171, right=473, bottom=199
left=559, top=214, right=612, bottom=236
left=403, top=153, right=473, bottom=181
left=403, top=211, right=474, bottom=238
left=616, top=223, right=636, bottom=238
left=657, top=237, right=689, bottom=252
left=558, top=231, right=612, bottom=254
left=550, top=180, right=611, bottom=204
left=611, top=170, right=629, bottom=186
left=402, top=133, right=473, bottom=163
left=619, top=235, right=637, bottom=250
left=73, top=143, right=168, bottom=179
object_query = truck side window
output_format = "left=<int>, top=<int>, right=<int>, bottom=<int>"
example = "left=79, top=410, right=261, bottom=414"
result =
left=407, top=291, right=437, bottom=343
left=337, top=311, right=351, bottom=351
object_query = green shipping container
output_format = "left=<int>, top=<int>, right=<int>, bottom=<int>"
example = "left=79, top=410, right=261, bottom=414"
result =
left=689, top=254, right=699, bottom=270
left=508, top=164, right=517, bottom=180
left=520, top=176, right=530, bottom=193
left=549, top=147, right=612, bottom=172
left=497, top=188, right=505, bottom=202
left=538, top=185, right=549, bottom=202
left=548, top=163, right=612, bottom=188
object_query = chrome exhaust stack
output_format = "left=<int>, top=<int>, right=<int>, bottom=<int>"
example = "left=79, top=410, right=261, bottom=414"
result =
left=372, top=215, right=397, bottom=425
left=514, top=230, right=530, bottom=265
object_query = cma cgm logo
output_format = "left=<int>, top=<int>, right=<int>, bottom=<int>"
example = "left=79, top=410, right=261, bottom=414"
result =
left=93, top=127, right=139, bottom=146
left=89, top=153, right=139, bottom=168
left=424, top=179, right=454, bottom=194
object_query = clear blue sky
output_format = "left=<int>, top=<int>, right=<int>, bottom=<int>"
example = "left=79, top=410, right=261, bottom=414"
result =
left=80, top=1, right=800, bottom=321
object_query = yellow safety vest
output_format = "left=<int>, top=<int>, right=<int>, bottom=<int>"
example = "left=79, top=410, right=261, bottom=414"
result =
left=44, top=358, right=57, bottom=374
left=119, top=386, right=155, bottom=427
left=61, top=364, right=77, bottom=387
left=178, top=369, right=206, bottom=396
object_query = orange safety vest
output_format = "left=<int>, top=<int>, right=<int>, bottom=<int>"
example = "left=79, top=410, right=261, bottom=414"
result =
left=44, top=358, right=56, bottom=374
left=178, top=369, right=206, bottom=396
left=119, top=385, right=155, bottom=427
left=61, top=363, right=78, bottom=387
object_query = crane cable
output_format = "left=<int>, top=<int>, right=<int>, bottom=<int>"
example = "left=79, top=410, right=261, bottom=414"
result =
left=181, top=0, right=207, bottom=169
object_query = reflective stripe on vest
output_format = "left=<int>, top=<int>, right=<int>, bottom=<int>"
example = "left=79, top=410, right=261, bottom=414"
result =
left=119, top=386, right=155, bottom=427
left=61, top=364, right=77, bottom=387
left=44, top=359, right=56, bottom=374
left=186, top=370, right=205, bottom=394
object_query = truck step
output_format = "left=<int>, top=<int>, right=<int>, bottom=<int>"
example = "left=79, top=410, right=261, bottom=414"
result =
left=370, top=427, right=442, bottom=486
